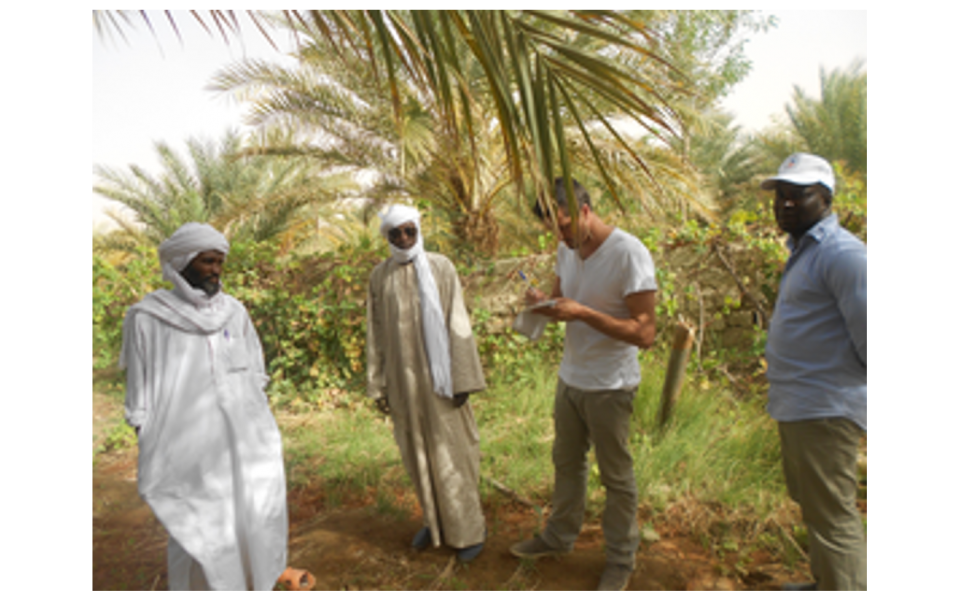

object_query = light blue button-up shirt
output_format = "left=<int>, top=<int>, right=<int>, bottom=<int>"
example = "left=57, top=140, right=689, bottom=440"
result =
left=765, top=213, right=867, bottom=431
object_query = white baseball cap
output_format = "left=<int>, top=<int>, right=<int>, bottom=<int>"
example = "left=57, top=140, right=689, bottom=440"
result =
left=761, top=153, right=835, bottom=194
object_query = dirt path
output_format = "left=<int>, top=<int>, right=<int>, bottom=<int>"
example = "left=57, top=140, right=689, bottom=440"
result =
left=281, top=503, right=807, bottom=591
left=93, top=459, right=806, bottom=591
left=93, top=393, right=812, bottom=591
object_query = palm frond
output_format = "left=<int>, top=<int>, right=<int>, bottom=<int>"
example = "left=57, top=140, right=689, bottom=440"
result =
left=786, top=58, right=866, bottom=174
left=97, top=9, right=732, bottom=253
left=93, top=128, right=353, bottom=251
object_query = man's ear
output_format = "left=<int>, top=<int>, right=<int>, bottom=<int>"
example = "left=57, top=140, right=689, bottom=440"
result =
left=815, top=184, right=833, bottom=208
left=580, top=203, right=591, bottom=218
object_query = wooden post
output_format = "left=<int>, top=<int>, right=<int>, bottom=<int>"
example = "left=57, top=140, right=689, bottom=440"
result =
left=657, top=322, right=695, bottom=430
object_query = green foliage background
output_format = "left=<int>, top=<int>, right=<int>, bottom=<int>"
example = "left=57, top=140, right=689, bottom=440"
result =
left=93, top=162, right=864, bottom=407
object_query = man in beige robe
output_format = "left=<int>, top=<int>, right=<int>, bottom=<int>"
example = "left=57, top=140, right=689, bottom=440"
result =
left=366, top=205, right=487, bottom=562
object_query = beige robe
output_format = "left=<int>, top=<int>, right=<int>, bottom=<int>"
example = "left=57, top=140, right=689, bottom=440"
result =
left=366, top=252, right=487, bottom=549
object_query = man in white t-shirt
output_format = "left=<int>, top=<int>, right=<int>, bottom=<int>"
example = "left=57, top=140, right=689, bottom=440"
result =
left=510, top=178, right=657, bottom=591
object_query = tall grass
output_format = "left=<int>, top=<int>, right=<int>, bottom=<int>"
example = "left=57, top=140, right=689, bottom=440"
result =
left=277, top=352, right=785, bottom=519
left=630, top=355, right=783, bottom=515
left=469, top=351, right=784, bottom=519
left=474, top=355, right=559, bottom=502
left=280, top=407, right=404, bottom=501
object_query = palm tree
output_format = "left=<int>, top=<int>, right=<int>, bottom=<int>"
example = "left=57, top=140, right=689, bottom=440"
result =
left=93, top=129, right=355, bottom=254
left=670, top=109, right=768, bottom=217
left=94, top=10, right=690, bottom=229
left=208, top=17, right=522, bottom=256
left=786, top=58, right=867, bottom=175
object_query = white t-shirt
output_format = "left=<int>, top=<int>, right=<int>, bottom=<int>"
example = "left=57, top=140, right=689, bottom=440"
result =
left=556, top=228, right=658, bottom=391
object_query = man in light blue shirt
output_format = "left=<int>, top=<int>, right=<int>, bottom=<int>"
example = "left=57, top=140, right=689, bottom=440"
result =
left=762, top=153, right=867, bottom=591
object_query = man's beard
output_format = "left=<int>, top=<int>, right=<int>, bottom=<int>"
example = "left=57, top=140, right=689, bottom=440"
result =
left=180, top=265, right=221, bottom=297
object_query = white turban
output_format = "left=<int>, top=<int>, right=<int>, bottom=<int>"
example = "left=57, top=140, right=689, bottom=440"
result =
left=378, top=204, right=421, bottom=239
left=158, top=222, right=230, bottom=307
left=119, top=224, right=233, bottom=371
left=379, top=205, right=453, bottom=399
left=158, top=222, right=230, bottom=273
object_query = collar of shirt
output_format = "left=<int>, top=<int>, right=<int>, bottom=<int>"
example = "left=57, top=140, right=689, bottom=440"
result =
left=787, top=212, right=838, bottom=252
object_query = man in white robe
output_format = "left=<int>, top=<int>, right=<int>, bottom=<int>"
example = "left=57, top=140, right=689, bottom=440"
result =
left=366, top=205, right=488, bottom=562
left=119, top=223, right=291, bottom=590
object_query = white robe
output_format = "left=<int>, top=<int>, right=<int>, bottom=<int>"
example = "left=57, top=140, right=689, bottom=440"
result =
left=120, top=288, right=288, bottom=590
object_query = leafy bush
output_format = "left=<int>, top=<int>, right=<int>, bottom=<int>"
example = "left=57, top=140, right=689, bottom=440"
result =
left=93, top=165, right=865, bottom=405
left=92, top=239, right=380, bottom=399
left=93, top=249, right=165, bottom=370
left=231, top=239, right=382, bottom=405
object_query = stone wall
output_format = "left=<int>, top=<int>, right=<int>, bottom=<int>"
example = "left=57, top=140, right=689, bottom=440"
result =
left=656, top=240, right=777, bottom=360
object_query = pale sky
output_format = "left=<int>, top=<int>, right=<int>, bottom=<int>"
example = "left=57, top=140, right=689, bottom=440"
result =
left=719, top=10, right=867, bottom=130
left=91, top=9, right=867, bottom=230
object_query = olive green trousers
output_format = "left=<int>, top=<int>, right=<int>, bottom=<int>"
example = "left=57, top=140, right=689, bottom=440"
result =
left=541, top=379, right=639, bottom=567
left=778, top=418, right=867, bottom=591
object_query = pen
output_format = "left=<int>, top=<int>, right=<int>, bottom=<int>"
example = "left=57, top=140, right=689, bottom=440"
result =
left=518, top=270, right=537, bottom=288
left=519, top=271, right=557, bottom=312
left=519, top=270, right=551, bottom=307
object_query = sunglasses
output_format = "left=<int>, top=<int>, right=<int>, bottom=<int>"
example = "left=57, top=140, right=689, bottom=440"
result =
left=387, top=225, right=418, bottom=243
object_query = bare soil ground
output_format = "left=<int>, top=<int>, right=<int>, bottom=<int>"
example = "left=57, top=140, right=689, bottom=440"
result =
left=93, top=392, right=823, bottom=591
